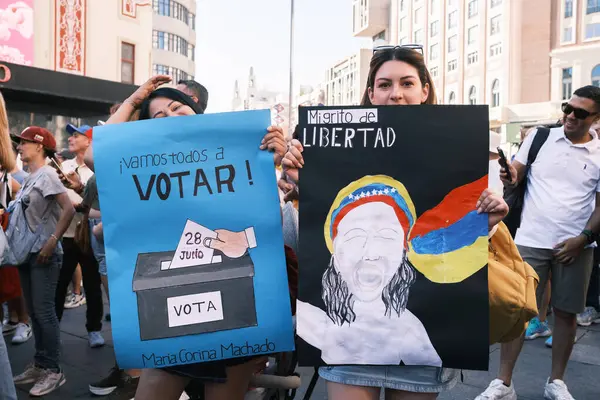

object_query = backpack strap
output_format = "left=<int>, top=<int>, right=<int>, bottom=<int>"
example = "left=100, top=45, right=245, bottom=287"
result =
left=526, top=127, right=550, bottom=167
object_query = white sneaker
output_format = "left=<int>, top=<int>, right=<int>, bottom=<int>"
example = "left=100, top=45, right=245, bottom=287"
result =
left=577, top=306, right=600, bottom=327
left=88, top=331, right=105, bottom=348
left=475, top=379, right=517, bottom=400
left=544, top=379, right=574, bottom=400
left=29, top=369, right=66, bottom=397
left=11, top=322, right=32, bottom=344
left=64, top=293, right=86, bottom=309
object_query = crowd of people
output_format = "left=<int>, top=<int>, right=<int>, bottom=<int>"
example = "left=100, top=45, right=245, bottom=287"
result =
left=0, top=45, right=599, bottom=400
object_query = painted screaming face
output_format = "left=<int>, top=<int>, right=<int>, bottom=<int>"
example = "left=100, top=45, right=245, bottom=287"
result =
left=333, top=202, right=405, bottom=302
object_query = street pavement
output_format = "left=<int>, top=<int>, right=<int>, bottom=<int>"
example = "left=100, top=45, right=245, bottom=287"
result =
left=6, top=299, right=600, bottom=399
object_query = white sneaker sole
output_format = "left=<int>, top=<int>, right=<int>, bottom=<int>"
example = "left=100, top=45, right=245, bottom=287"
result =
left=525, top=330, right=552, bottom=340
left=12, top=332, right=32, bottom=344
left=90, top=341, right=105, bottom=348
left=64, top=300, right=86, bottom=309
left=29, top=376, right=66, bottom=397
left=89, top=384, right=117, bottom=396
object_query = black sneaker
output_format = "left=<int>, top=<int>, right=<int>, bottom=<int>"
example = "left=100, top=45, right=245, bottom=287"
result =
left=106, top=375, right=139, bottom=400
left=89, top=366, right=123, bottom=396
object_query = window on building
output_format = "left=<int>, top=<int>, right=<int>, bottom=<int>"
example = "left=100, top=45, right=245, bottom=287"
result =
left=469, top=86, right=477, bottom=105
left=399, top=16, right=406, bottom=32
left=430, top=20, right=439, bottom=36
left=491, top=0, right=502, bottom=7
left=427, top=20, right=437, bottom=37
left=414, top=29, right=423, bottom=44
left=468, top=0, right=478, bottom=18
left=592, top=64, right=600, bottom=86
left=414, top=7, right=422, bottom=23
left=448, top=10, right=458, bottom=28
left=588, top=0, right=600, bottom=14
left=373, top=30, right=386, bottom=41
left=562, top=67, right=573, bottom=100
left=447, top=59, right=458, bottom=72
left=448, top=91, right=456, bottom=104
left=467, top=51, right=478, bottom=65
left=468, top=26, right=478, bottom=44
left=121, top=42, right=135, bottom=84
left=491, top=16, right=501, bottom=35
left=430, top=0, right=437, bottom=14
left=400, top=0, right=405, bottom=12
left=400, top=36, right=408, bottom=44
left=430, top=43, right=439, bottom=60
left=448, top=35, right=457, bottom=52
left=430, top=66, right=439, bottom=78
left=563, top=27, right=573, bottom=42
left=586, top=23, right=600, bottom=38
left=490, top=43, right=502, bottom=56
left=565, top=0, right=573, bottom=17
left=153, top=0, right=195, bottom=28
left=491, top=79, right=500, bottom=107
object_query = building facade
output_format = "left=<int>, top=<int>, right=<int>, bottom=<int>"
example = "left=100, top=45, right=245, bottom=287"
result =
left=0, top=0, right=153, bottom=148
left=324, top=48, right=372, bottom=106
left=350, top=0, right=600, bottom=142
left=151, top=0, right=196, bottom=82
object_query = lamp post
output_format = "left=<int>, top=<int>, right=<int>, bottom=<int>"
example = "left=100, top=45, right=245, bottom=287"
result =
left=287, top=0, right=294, bottom=137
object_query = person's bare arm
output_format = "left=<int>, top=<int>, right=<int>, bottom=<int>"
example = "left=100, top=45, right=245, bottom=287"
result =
left=37, top=192, right=76, bottom=264
left=53, top=192, right=75, bottom=239
left=84, top=75, right=171, bottom=172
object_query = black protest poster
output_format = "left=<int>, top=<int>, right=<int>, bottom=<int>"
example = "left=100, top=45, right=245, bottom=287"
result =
left=297, top=105, right=490, bottom=370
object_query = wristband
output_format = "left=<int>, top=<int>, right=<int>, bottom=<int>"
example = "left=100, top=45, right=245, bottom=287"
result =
left=50, top=234, right=59, bottom=241
left=582, top=229, right=595, bottom=244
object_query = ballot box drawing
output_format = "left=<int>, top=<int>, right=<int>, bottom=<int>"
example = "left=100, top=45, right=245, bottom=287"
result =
left=132, top=250, right=257, bottom=341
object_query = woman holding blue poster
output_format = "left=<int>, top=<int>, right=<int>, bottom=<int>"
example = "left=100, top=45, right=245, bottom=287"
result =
left=86, top=75, right=289, bottom=400
left=285, top=45, right=509, bottom=400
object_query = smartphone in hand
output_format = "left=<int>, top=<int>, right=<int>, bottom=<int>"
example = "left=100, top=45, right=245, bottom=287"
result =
left=497, top=147, right=512, bottom=183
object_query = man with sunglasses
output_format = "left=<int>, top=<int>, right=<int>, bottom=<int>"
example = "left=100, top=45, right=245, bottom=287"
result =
left=477, top=85, right=600, bottom=400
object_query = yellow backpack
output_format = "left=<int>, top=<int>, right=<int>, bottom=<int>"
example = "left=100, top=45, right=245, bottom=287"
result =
left=488, top=222, right=539, bottom=344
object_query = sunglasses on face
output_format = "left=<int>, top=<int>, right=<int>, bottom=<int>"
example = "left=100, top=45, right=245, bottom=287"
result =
left=561, top=102, right=599, bottom=120
left=373, top=44, right=424, bottom=56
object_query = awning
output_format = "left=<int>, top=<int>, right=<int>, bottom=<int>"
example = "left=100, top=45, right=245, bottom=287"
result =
left=0, top=62, right=138, bottom=117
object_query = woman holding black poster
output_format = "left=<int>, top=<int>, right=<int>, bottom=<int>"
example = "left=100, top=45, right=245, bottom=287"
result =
left=284, top=45, right=509, bottom=400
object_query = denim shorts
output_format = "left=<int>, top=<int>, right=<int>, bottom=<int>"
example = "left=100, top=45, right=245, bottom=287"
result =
left=318, top=366, right=458, bottom=393
left=89, top=218, right=107, bottom=276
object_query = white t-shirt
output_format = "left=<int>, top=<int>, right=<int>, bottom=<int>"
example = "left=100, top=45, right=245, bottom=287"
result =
left=61, top=158, right=94, bottom=238
left=514, top=127, right=600, bottom=249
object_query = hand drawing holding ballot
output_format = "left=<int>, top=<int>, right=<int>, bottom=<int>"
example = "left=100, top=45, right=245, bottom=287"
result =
left=165, top=219, right=258, bottom=270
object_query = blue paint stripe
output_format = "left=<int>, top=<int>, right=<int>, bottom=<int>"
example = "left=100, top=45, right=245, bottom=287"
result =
left=410, top=211, right=487, bottom=255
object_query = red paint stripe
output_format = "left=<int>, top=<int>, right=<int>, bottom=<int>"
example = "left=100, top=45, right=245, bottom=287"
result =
left=409, top=176, right=487, bottom=239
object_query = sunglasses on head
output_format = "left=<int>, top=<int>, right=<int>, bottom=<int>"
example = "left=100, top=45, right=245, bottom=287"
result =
left=561, top=102, right=598, bottom=120
left=373, top=44, right=424, bottom=56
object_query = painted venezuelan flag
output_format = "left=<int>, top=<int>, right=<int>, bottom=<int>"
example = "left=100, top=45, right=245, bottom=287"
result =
left=408, top=176, right=488, bottom=283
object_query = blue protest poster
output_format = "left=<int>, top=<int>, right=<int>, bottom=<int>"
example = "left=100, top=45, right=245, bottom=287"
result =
left=93, top=110, right=294, bottom=369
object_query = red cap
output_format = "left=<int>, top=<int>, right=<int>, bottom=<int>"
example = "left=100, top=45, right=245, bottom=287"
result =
left=15, top=126, right=57, bottom=151
left=83, top=128, right=93, bottom=140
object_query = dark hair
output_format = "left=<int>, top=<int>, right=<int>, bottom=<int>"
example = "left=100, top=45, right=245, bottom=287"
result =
left=178, top=80, right=209, bottom=112
left=361, top=47, right=437, bottom=106
left=138, top=88, right=204, bottom=120
left=321, top=254, right=417, bottom=326
left=573, top=85, right=600, bottom=111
